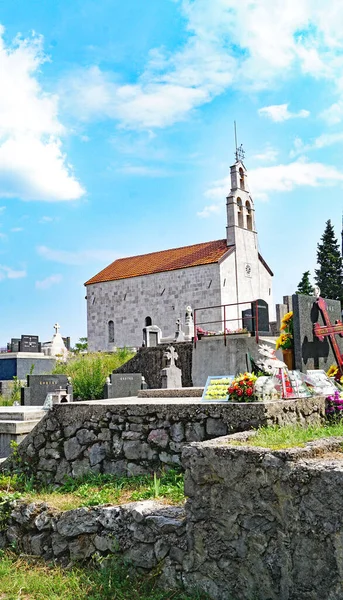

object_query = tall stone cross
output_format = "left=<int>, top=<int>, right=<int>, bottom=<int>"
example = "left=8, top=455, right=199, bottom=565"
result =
left=54, top=323, right=60, bottom=335
left=313, top=297, right=343, bottom=374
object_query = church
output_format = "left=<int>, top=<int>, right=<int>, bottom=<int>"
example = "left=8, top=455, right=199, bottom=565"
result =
left=85, top=157, right=274, bottom=350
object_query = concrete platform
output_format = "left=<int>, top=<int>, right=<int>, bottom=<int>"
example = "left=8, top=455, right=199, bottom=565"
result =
left=0, top=407, right=45, bottom=421
left=138, top=387, right=203, bottom=398
left=0, top=406, right=45, bottom=458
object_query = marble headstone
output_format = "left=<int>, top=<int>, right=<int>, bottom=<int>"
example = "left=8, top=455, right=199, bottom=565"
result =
left=161, top=345, right=182, bottom=389
left=292, top=293, right=343, bottom=372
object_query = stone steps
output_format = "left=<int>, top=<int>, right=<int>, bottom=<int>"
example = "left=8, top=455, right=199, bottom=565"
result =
left=0, top=406, right=45, bottom=459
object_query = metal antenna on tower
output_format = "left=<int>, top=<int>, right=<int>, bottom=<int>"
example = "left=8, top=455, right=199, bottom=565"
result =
left=234, top=121, right=245, bottom=163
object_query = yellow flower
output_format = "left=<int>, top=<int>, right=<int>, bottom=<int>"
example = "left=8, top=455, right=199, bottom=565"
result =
left=281, top=311, right=293, bottom=324
left=327, top=365, right=339, bottom=378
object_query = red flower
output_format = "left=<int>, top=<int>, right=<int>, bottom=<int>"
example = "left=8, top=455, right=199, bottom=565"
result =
left=246, top=388, right=253, bottom=396
left=237, top=389, right=243, bottom=396
left=239, top=381, right=245, bottom=387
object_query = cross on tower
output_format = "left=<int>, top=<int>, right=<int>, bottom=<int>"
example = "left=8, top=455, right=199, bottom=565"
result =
left=313, top=297, right=343, bottom=375
left=235, top=143, right=245, bottom=163
left=54, top=323, right=60, bottom=335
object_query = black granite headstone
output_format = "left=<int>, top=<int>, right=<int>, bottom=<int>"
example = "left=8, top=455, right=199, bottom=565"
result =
left=10, top=338, right=20, bottom=352
left=293, top=294, right=343, bottom=372
left=103, top=373, right=142, bottom=399
left=21, top=374, right=72, bottom=406
left=251, top=299, right=270, bottom=335
left=20, top=335, right=39, bottom=353
left=242, top=309, right=253, bottom=333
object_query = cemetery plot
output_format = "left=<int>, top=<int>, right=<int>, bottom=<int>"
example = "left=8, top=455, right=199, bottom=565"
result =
left=202, top=376, right=233, bottom=402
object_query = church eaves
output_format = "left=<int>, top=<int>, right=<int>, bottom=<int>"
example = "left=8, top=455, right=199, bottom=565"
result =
left=85, top=239, right=233, bottom=285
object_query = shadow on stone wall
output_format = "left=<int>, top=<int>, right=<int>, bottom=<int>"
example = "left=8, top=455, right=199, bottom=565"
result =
left=114, top=343, right=193, bottom=389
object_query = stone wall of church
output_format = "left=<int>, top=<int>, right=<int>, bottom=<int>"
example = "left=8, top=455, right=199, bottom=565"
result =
left=86, top=263, right=222, bottom=350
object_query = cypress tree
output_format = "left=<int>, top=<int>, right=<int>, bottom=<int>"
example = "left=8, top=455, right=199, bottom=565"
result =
left=296, top=270, right=313, bottom=295
left=314, top=219, right=343, bottom=301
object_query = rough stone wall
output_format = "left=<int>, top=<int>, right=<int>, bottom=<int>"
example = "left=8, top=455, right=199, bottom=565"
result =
left=2, top=398, right=325, bottom=485
left=114, top=343, right=193, bottom=388
left=2, top=434, right=343, bottom=600
left=86, top=263, right=222, bottom=351
left=180, top=434, right=343, bottom=600
left=0, top=499, right=186, bottom=570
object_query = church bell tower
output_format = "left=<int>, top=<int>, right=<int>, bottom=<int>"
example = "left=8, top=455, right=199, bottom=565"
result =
left=226, top=159, right=257, bottom=248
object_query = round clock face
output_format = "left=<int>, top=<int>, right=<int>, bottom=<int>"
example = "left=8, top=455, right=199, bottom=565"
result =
left=245, top=264, right=252, bottom=276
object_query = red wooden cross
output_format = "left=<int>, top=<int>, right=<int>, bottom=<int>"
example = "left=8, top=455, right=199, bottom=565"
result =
left=313, top=297, right=343, bottom=374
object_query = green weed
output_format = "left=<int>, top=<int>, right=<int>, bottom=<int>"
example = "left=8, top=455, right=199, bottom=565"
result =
left=53, top=350, right=134, bottom=399
left=0, top=469, right=185, bottom=512
left=230, top=422, right=343, bottom=450
left=0, top=552, right=207, bottom=600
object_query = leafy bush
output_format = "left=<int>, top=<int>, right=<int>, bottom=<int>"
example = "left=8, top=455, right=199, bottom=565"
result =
left=52, top=350, right=135, bottom=400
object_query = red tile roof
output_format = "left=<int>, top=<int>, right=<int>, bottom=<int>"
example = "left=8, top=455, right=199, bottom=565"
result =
left=85, top=239, right=232, bottom=285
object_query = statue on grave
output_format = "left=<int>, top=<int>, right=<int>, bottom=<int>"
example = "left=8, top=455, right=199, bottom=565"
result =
left=184, top=305, right=194, bottom=341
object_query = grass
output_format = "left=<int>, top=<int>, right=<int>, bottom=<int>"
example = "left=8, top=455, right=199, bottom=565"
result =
left=230, top=422, right=343, bottom=450
left=0, top=469, right=185, bottom=512
left=52, top=350, right=135, bottom=400
left=0, top=552, right=207, bottom=600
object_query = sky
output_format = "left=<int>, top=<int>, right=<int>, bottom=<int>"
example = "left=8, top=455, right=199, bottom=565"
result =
left=0, top=0, right=343, bottom=346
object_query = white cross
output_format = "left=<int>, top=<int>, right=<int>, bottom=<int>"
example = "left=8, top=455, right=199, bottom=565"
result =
left=54, top=322, right=60, bottom=334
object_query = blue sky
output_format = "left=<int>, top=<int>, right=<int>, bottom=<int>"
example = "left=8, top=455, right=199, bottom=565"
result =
left=0, top=0, right=343, bottom=346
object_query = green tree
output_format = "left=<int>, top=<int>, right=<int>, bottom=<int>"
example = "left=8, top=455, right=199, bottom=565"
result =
left=71, top=337, right=88, bottom=353
left=296, top=270, right=313, bottom=295
left=315, top=219, right=343, bottom=301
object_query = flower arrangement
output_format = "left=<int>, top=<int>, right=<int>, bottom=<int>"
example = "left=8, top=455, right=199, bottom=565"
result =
left=326, top=389, right=343, bottom=418
left=276, top=311, right=293, bottom=351
left=327, top=365, right=343, bottom=385
left=228, top=372, right=257, bottom=402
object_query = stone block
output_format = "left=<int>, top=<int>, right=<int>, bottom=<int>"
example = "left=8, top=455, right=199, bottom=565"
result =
left=64, top=437, right=83, bottom=461
left=147, top=429, right=169, bottom=448
left=206, top=418, right=227, bottom=437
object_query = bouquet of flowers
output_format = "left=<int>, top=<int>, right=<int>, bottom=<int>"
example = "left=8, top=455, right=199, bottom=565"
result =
left=326, top=389, right=343, bottom=419
left=275, top=311, right=293, bottom=351
left=228, top=372, right=257, bottom=402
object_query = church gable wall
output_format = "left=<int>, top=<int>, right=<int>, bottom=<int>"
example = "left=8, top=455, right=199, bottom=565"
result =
left=87, top=263, right=222, bottom=350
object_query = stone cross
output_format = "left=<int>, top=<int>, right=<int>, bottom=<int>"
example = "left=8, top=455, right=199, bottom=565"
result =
left=163, top=345, right=179, bottom=368
left=314, top=296, right=343, bottom=374
left=54, top=323, right=60, bottom=335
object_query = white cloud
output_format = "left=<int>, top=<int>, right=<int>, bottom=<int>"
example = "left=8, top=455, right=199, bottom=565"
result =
left=290, top=132, right=343, bottom=157
left=37, top=245, right=119, bottom=266
left=60, top=1, right=343, bottom=130
left=10, top=227, right=23, bottom=232
left=201, top=158, right=343, bottom=214
left=253, top=147, right=279, bottom=163
left=0, top=28, right=84, bottom=201
left=197, top=204, right=222, bottom=218
left=39, top=216, right=57, bottom=223
left=258, top=104, right=310, bottom=122
left=321, top=103, right=343, bottom=125
left=36, top=274, right=62, bottom=290
left=0, top=265, right=26, bottom=279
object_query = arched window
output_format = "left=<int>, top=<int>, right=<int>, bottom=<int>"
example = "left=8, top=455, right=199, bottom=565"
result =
left=246, top=200, right=253, bottom=231
left=145, top=316, right=152, bottom=327
left=239, top=167, right=245, bottom=190
left=237, top=198, right=243, bottom=228
left=108, top=320, right=114, bottom=344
